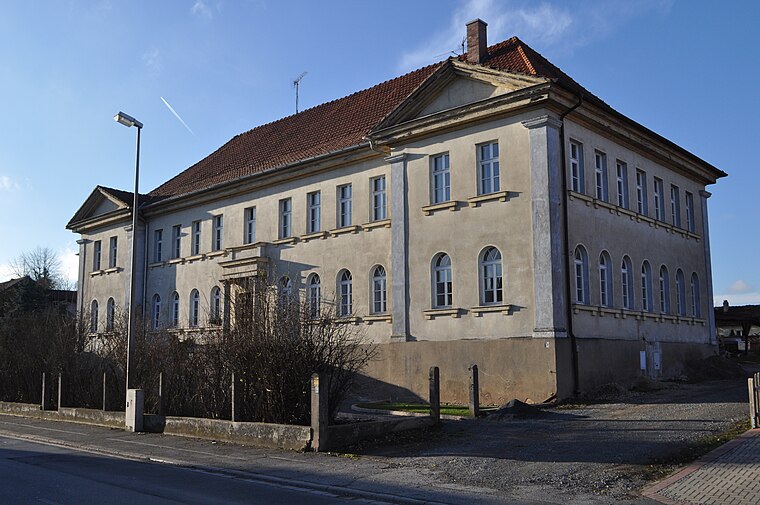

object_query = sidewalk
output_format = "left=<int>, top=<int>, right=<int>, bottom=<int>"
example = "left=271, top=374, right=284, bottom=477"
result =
left=643, top=429, right=760, bottom=505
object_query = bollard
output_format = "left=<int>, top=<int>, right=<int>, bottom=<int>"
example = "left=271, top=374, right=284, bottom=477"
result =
left=468, top=364, right=480, bottom=418
left=158, top=372, right=165, bottom=417
left=102, top=372, right=107, bottom=411
left=429, top=366, right=440, bottom=423
left=57, top=373, right=62, bottom=410
left=41, top=372, right=48, bottom=411
left=310, top=373, right=328, bottom=451
left=231, top=372, right=236, bottom=422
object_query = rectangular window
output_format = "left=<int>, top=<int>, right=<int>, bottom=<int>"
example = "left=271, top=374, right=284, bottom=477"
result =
left=93, top=240, right=101, bottom=271
left=192, top=221, right=201, bottom=255
left=670, top=184, right=681, bottom=227
left=653, top=177, right=664, bottom=220
left=212, top=215, right=223, bottom=251
left=244, top=207, right=256, bottom=244
left=478, top=142, right=500, bottom=195
left=616, top=160, right=629, bottom=208
left=307, top=192, right=321, bottom=233
left=431, top=153, right=450, bottom=204
left=371, top=176, right=387, bottom=221
left=172, top=225, right=181, bottom=259
left=594, top=151, right=608, bottom=201
left=154, top=229, right=163, bottom=262
left=279, top=198, right=292, bottom=238
left=338, top=184, right=352, bottom=228
left=635, top=169, right=648, bottom=215
left=569, top=141, right=584, bottom=193
left=685, top=191, right=695, bottom=232
left=109, top=236, right=117, bottom=269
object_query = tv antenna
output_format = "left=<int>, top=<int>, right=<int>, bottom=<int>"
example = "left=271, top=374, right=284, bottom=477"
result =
left=432, top=38, right=468, bottom=59
left=293, top=71, right=307, bottom=113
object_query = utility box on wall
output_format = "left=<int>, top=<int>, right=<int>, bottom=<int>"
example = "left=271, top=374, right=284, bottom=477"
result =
left=125, top=389, right=144, bottom=432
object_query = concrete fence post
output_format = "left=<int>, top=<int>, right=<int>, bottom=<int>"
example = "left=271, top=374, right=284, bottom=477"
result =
left=429, top=366, right=440, bottom=423
left=158, top=372, right=165, bottom=417
left=310, top=373, right=328, bottom=452
left=749, top=377, right=756, bottom=429
left=102, top=372, right=107, bottom=412
left=755, top=372, right=760, bottom=428
left=231, top=372, right=236, bottom=422
left=41, top=372, right=48, bottom=411
left=468, top=364, right=480, bottom=418
left=57, top=373, right=62, bottom=410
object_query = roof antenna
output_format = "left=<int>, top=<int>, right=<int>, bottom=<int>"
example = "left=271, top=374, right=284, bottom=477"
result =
left=461, top=36, right=466, bottom=55
left=293, top=71, right=307, bottom=114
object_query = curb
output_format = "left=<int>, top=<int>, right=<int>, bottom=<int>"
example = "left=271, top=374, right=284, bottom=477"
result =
left=351, top=404, right=468, bottom=420
left=641, top=428, right=760, bottom=504
left=0, top=427, right=454, bottom=505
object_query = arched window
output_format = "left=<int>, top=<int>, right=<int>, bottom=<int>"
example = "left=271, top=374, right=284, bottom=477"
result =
left=574, top=246, right=589, bottom=304
left=189, top=289, right=200, bottom=327
left=599, top=251, right=613, bottom=307
left=171, top=292, right=180, bottom=327
left=659, top=265, right=670, bottom=314
left=691, top=273, right=701, bottom=318
left=210, top=287, right=221, bottom=325
left=641, top=261, right=653, bottom=312
left=106, top=297, right=115, bottom=332
left=480, top=247, right=503, bottom=305
left=152, top=294, right=161, bottom=330
left=676, top=269, right=686, bottom=316
left=621, top=256, right=634, bottom=310
left=372, top=266, right=387, bottom=314
left=90, top=300, right=99, bottom=333
left=338, top=270, right=352, bottom=316
left=278, top=276, right=292, bottom=307
left=433, top=253, right=453, bottom=308
left=307, top=274, right=321, bottom=317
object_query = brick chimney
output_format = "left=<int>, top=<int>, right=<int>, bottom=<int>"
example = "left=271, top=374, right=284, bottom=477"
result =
left=466, top=19, right=488, bottom=64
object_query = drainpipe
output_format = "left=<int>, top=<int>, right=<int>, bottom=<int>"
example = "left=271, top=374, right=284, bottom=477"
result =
left=142, top=213, right=149, bottom=323
left=559, top=93, right=583, bottom=396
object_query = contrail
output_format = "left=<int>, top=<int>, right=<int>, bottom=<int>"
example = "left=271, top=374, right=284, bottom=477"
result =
left=160, top=96, right=194, bottom=135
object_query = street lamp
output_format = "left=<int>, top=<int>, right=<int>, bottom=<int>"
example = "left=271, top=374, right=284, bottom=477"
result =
left=114, top=111, right=142, bottom=400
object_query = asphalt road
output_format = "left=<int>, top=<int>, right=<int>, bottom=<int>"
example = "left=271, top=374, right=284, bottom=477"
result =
left=0, top=435, right=383, bottom=505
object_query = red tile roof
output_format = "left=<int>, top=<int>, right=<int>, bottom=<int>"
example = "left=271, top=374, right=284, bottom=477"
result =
left=148, top=37, right=585, bottom=201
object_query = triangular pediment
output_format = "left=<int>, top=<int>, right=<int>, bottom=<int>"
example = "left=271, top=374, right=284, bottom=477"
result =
left=66, top=186, right=131, bottom=230
left=372, top=59, right=549, bottom=132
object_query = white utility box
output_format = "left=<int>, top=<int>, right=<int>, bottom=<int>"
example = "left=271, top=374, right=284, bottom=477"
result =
left=125, top=388, right=144, bottom=432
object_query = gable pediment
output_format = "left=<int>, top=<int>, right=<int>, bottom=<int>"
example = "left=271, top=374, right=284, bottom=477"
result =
left=372, top=59, right=549, bottom=133
left=66, top=186, right=131, bottom=230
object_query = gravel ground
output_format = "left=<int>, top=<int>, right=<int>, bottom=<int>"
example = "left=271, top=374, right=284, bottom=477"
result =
left=351, top=377, right=751, bottom=503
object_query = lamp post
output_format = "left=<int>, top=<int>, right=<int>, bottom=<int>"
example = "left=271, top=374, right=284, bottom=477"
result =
left=114, top=111, right=143, bottom=400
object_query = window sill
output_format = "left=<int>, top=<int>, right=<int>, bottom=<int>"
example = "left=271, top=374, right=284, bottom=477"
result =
left=90, top=267, right=122, bottom=277
left=300, top=231, right=328, bottom=242
left=168, top=258, right=185, bottom=265
left=336, top=316, right=361, bottom=325
left=186, top=254, right=206, bottom=263
left=362, top=219, right=391, bottom=231
left=467, top=191, right=510, bottom=207
left=470, top=304, right=512, bottom=316
left=330, top=225, right=361, bottom=236
left=206, top=250, right=227, bottom=258
left=228, top=241, right=268, bottom=252
left=422, top=201, right=458, bottom=216
left=148, top=262, right=166, bottom=269
left=423, top=307, right=463, bottom=319
left=364, top=314, right=392, bottom=324
left=273, top=236, right=298, bottom=245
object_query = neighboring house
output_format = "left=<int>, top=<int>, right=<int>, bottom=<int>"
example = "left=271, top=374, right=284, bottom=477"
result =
left=0, top=276, right=77, bottom=318
left=67, top=20, right=725, bottom=403
left=715, top=304, right=760, bottom=353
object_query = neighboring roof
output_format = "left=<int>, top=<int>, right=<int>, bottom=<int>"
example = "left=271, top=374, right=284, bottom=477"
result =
left=715, top=305, right=760, bottom=327
left=0, top=276, right=30, bottom=293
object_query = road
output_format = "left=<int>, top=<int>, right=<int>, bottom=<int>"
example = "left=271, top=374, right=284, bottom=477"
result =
left=0, top=434, right=385, bottom=505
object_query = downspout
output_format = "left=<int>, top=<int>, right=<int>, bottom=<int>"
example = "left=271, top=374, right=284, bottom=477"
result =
left=141, top=211, right=149, bottom=322
left=559, top=93, right=583, bottom=396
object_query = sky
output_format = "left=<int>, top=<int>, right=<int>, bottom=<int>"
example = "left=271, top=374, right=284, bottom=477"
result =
left=0, top=0, right=758, bottom=306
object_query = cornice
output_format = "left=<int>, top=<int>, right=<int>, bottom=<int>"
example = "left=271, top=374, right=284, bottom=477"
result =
left=521, top=115, right=562, bottom=130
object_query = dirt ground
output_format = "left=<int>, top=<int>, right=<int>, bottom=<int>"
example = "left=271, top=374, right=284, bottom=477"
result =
left=350, top=376, right=751, bottom=503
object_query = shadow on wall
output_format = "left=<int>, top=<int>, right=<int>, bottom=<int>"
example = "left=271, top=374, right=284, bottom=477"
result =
left=349, top=371, right=426, bottom=404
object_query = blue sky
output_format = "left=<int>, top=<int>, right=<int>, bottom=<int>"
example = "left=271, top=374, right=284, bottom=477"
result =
left=0, top=0, right=758, bottom=306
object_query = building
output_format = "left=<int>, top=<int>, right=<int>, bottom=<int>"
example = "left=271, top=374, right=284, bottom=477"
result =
left=67, top=20, right=725, bottom=404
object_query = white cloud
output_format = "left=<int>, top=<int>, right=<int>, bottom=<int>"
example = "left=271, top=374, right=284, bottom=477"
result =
left=59, top=243, right=79, bottom=288
left=727, top=280, right=754, bottom=294
left=191, top=0, right=213, bottom=18
left=0, top=263, right=13, bottom=282
left=142, top=48, right=161, bottom=71
left=0, top=175, right=19, bottom=191
left=399, top=0, right=672, bottom=71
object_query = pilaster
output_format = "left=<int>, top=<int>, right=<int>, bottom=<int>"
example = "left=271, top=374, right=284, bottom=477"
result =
left=388, top=153, right=410, bottom=340
left=700, top=190, right=717, bottom=345
left=522, top=115, right=567, bottom=339
left=76, top=238, right=89, bottom=317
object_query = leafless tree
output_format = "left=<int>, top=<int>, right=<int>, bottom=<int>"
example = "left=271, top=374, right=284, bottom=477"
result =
left=10, top=246, right=71, bottom=290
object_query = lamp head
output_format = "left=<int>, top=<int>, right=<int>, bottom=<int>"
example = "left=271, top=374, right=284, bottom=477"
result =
left=114, top=111, right=143, bottom=129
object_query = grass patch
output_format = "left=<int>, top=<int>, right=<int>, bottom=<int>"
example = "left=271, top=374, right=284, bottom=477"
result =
left=357, top=402, right=486, bottom=416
